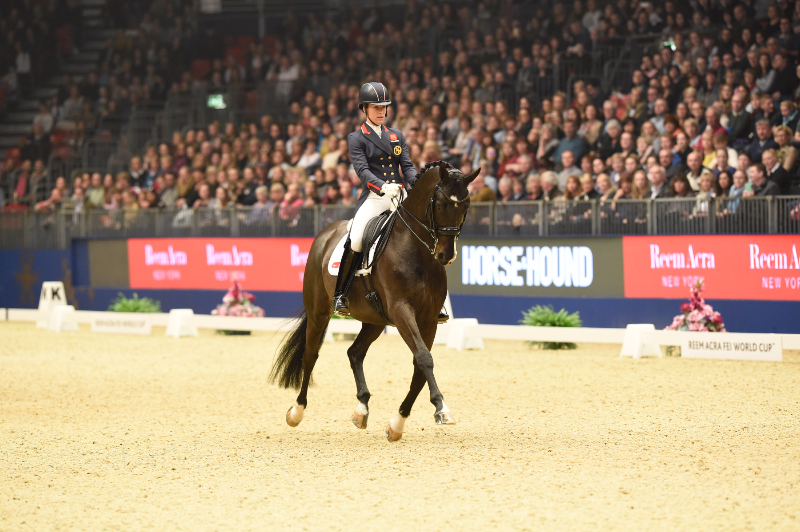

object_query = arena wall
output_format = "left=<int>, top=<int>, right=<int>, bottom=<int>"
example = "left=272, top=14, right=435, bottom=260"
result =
left=1, top=234, right=799, bottom=333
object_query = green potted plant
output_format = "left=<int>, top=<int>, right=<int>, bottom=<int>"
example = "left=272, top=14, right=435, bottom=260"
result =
left=520, top=304, right=582, bottom=350
left=108, top=293, right=161, bottom=313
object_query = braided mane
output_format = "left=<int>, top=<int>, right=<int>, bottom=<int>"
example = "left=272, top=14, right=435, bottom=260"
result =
left=419, top=160, right=458, bottom=179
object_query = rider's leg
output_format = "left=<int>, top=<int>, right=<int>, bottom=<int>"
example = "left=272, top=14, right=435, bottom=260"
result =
left=332, top=191, right=394, bottom=315
left=332, top=237, right=361, bottom=316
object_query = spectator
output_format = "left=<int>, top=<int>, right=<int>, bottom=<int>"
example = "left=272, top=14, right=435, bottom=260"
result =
left=717, top=171, right=733, bottom=197
left=596, top=173, right=616, bottom=200
left=778, top=101, right=799, bottom=132
left=748, top=163, right=781, bottom=196
left=578, top=174, right=599, bottom=200
left=468, top=173, right=497, bottom=202
left=159, top=172, right=178, bottom=208
left=540, top=171, right=562, bottom=200
left=711, top=149, right=736, bottom=178
left=648, top=165, right=671, bottom=199
left=246, top=186, right=274, bottom=225
left=553, top=120, right=588, bottom=166
left=129, top=157, right=146, bottom=188
left=511, top=178, right=527, bottom=201
left=297, top=139, right=322, bottom=173
left=86, top=173, right=105, bottom=209
left=279, top=183, right=304, bottom=223
left=236, top=167, right=259, bottom=206
left=746, top=119, right=778, bottom=163
left=773, top=126, right=796, bottom=173
left=670, top=174, right=695, bottom=198
left=557, top=150, right=582, bottom=189
left=769, top=52, right=797, bottom=99
left=685, top=151, right=707, bottom=191
left=497, top=177, right=514, bottom=203
left=33, top=102, right=54, bottom=134
left=35, top=188, right=62, bottom=214
left=762, top=149, right=791, bottom=195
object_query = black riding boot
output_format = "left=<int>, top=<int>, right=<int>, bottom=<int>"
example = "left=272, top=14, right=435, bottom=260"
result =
left=332, top=239, right=363, bottom=317
left=438, top=306, right=449, bottom=323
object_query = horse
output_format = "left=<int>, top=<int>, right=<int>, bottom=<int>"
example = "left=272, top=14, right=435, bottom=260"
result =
left=269, top=161, right=479, bottom=441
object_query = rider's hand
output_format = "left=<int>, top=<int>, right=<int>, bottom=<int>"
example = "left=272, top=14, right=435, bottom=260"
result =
left=381, top=183, right=402, bottom=198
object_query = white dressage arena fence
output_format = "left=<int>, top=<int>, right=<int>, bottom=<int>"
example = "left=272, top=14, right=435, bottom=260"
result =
left=4, top=293, right=799, bottom=362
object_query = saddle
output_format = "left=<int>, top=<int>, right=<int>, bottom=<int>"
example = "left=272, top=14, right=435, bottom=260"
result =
left=359, top=210, right=394, bottom=270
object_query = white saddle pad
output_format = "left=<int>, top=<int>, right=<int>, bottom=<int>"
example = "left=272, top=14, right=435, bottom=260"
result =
left=327, top=219, right=387, bottom=277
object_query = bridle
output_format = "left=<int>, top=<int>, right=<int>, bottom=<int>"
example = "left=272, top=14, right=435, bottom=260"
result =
left=394, top=177, right=470, bottom=256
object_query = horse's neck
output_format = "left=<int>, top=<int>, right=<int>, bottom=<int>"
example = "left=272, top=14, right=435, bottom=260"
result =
left=391, top=185, right=439, bottom=262
left=403, top=178, right=437, bottom=221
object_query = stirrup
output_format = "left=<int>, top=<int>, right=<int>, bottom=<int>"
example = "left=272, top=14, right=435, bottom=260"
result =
left=437, top=311, right=449, bottom=324
left=333, top=295, right=350, bottom=317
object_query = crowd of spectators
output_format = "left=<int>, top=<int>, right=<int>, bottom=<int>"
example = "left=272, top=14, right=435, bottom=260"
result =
left=2, top=0, right=800, bottom=231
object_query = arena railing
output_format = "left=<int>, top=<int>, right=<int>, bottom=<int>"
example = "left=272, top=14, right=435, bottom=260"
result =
left=2, top=196, right=798, bottom=249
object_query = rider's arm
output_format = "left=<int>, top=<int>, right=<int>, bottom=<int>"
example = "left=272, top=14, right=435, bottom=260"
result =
left=348, top=132, right=385, bottom=195
left=396, top=131, right=418, bottom=189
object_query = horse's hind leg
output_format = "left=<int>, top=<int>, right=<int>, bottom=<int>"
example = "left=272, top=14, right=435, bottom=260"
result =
left=348, top=323, right=384, bottom=429
left=287, top=311, right=330, bottom=427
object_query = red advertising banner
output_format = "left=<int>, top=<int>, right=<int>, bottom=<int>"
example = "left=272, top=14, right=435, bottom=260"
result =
left=128, top=238, right=313, bottom=291
left=623, top=235, right=800, bottom=300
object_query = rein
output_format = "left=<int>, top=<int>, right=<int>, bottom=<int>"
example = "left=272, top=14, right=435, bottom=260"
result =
left=394, top=182, right=470, bottom=256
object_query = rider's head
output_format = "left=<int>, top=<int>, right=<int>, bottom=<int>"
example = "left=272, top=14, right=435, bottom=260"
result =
left=358, top=82, right=391, bottom=126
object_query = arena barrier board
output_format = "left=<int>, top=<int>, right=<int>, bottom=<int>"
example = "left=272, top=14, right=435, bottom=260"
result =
left=6, top=309, right=799, bottom=359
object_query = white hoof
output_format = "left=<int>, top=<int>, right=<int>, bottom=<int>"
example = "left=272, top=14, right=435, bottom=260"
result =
left=434, top=403, right=455, bottom=424
left=385, top=415, right=406, bottom=442
left=286, top=402, right=305, bottom=427
left=352, top=402, right=369, bottom=429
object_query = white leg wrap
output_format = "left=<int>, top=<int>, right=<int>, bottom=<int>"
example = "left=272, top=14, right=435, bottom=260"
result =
left=289, top=402, right=305, bottom=423
left=355, top=402, right=368, bottom=415
left=389, top=415, right=406, bottom=434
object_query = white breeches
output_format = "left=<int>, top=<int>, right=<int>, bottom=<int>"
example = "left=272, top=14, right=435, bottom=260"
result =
left=350, top=189, right=406, bottom=252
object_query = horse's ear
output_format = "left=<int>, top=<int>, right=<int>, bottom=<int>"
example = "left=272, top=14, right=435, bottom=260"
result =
left=438, top=162, right=450, bottom=183
left=463, top=167, right=481, bottom=184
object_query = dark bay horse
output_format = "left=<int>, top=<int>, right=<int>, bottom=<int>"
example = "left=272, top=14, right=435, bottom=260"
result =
left=269, top=162, right=478, bottom=441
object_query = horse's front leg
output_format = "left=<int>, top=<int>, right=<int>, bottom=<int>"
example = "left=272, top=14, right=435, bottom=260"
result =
left=387, top=305, right=454, bottom=441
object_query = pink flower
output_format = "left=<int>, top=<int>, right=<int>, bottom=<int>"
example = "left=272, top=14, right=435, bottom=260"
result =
left=680, top=302, right=691, bottom=312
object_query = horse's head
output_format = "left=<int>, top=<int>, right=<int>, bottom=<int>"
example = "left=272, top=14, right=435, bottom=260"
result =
left=430, top=162, right=479, bottom=265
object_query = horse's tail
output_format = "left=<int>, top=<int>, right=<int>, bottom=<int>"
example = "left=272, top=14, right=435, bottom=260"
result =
left=269, top=310, right=312, bottom=390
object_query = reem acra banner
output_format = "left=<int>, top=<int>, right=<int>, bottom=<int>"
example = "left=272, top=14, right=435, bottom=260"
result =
left=128, top=238, right=313, bottom=291
left=623, top=235, right=800, bottom=301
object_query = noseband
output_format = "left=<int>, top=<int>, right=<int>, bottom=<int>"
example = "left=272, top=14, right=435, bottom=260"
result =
left=395, top=181, right=470, bottom=256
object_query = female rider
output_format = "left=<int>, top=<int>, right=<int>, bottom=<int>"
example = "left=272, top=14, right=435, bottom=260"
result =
left=332, top=82, right=418, bottom=317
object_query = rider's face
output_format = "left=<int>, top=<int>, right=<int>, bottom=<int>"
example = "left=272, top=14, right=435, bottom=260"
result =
left=365, top=104, right=387, bottom=126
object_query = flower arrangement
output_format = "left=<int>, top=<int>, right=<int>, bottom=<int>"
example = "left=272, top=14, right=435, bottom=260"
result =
left=212, top=279, right=264, bottom=335
left=664, top=278, right=726, bottom=355
left=665, top=278, right=726, bottom=333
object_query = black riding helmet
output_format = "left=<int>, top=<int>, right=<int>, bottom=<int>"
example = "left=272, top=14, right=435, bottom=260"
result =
left=358, top=82, right=391, bottom=110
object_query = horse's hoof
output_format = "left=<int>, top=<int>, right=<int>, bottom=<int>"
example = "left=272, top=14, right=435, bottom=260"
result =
left=286, top=403, right=304, bottom=427
left=385, top=423, right=402, bottom=442
left=434, top=411, right=456, bottom=424
left=352, top=411, right=369, bottom=429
